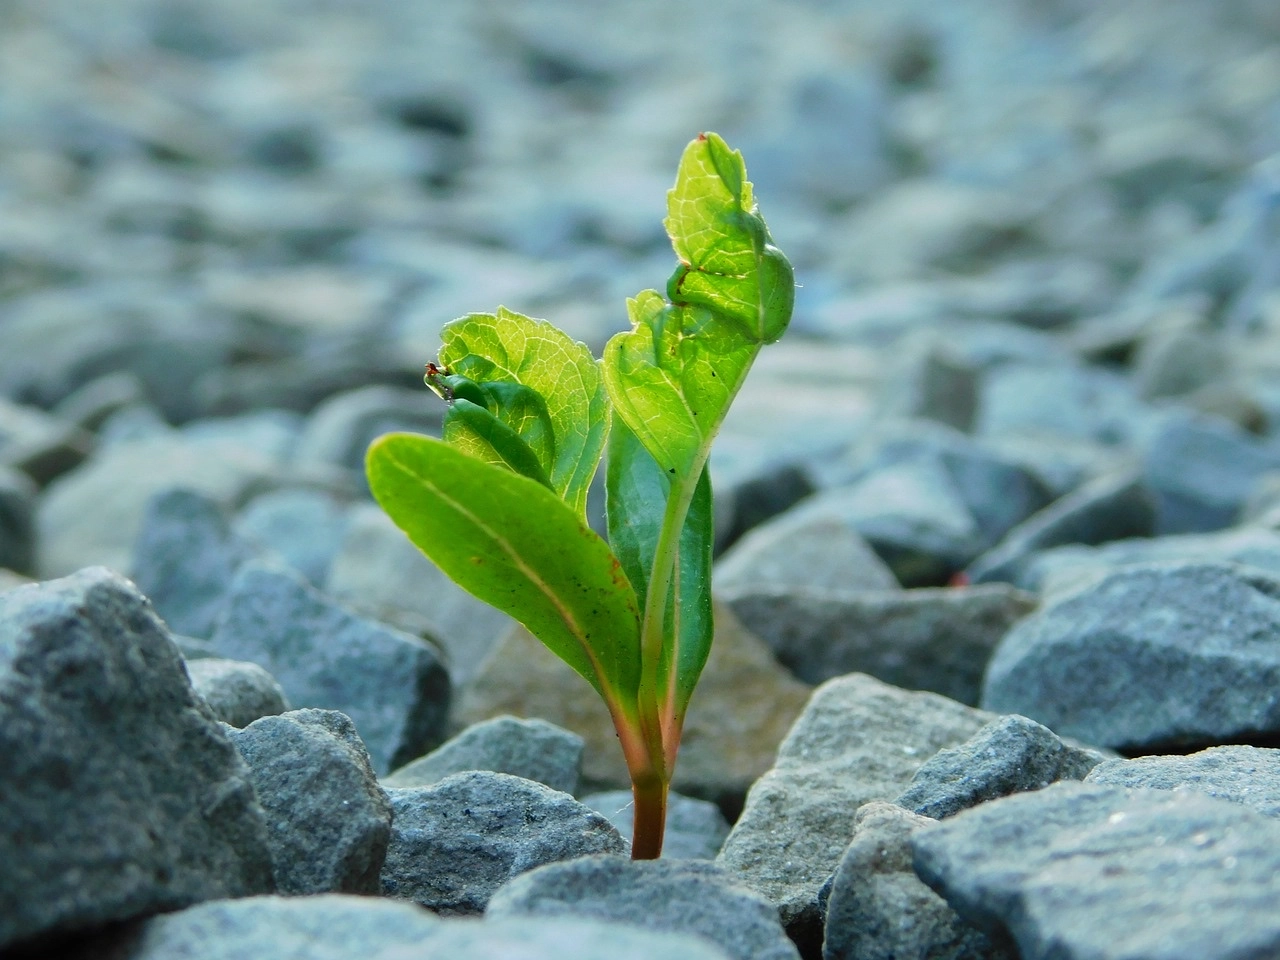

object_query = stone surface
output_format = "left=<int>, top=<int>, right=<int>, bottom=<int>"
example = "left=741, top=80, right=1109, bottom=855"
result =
left=381, top=771, right=625, bottom=915
left=895, top=714, right=1109, bottom=819
left=227, top=709, right=391, bottom=895
left=822, top=802, right=1011, bottom=960
left=487, top=855, right=800, bottom=960
left=384, top=714, right=583, bottom=794
left=581, top=789, right=731, bottom=860
left=454, top=604, right=811, bottom=808
left=210, top=560, right=451, bottom=774
left=186, top=657, right=289, bottom=728
left=720, top=583, right=1035, bottom=704
left=0, top=464, right=35, bottom=574
left=131, top=488, right=263, bottom=639
left=912, top=782, right=1280, bottom=960
left=983, top=561, right=1280, bottom=750
left=233, top=488, right=352, bottom=586
left=0, top=568, right=273, bottom=950
left=1086, top=745, right=1280, bottom=819
left=717, top=673, right=993, bottom=955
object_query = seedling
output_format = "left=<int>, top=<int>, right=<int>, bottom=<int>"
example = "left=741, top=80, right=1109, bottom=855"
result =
left=366, top=133, right=793, bottom=858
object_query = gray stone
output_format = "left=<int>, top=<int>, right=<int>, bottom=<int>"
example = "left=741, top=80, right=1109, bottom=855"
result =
left=713, top=510, right=900, bottom=595
left=895, top=714, right=1109, bottom=819
left=871, top=332, right=979, bottom=432
left=384, top=715, right=583, bottom=794
left=0, top=568, right=273, bottom=950
left=131, top=489, right=263, bottom=639
left=976, top=361, right=1151, bottom=447
left=293, top=385, right=443, bottom=475
left=181, top=410, right=304, bottom=462
left=983, top=562, right=1280, bottom=750
left=1086, top=745, right=1280, bottom=818
left=966, top=469, right=1157, bottom=585
left=580, top=790, right=731, bottom=860
left=720, top=583, right=1035, bottom=704
left=51, top=371, right=149, bottom=433
left=911, top=782, right=1280, bottom=960
left=1133, top=328, right=1232, bottom=401
left=487, top=855, right=799, bottom=960
left=0, top=465, right=35, bottom=574
left=822, top=802, right=1011, bottom=960
left=233, top=488, right=352, bottom=586
left=186, top=657, right=289, bottom=728
left=210, top=560, right=450, bottom=774
left=717, top=673, right=993, bottom=955
left=0, top=398, right=95, bottom=490
left=381, top=771, right=625, bottom=915
left=325, top=504, right=512, bottom=686
left=227, top=709, right=392, bottom=895
left=1142, top=411, right=1280, bottom=533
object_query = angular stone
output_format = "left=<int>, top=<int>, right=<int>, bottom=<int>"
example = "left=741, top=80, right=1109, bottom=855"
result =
left=210, top=561, right=450, bottom=774
left=228, top=709, right=392, bottom=895
left=912, top=782, right=1280, bottom=960
left=131, top=489, right=263, bottom=639
left=454, top=604, right=811, bottom=808
left=895, top=714, right=1109, bottom=819
left=983, top=562, right=1280, bottom=750
left=717, top=673, right=993, bottom=954
left=186, top=657, right=289, bottom=728
left=1086, top=745, right=1280, bottom=818
left=384, top=715, right=583, bottom=794
left=0, top=465, right=35, bottom=574
left=0, top=397, right=95, bottom=487
left=822, top=802, right=1011, bottom=960
left=580, top=790, right=731, bottom=860
left=381, top=772, right=625, bottom=915
left=487, top=855, right=799, bottom=960
left=0, top=569, right=273, bottom=950
left=233, top=488, right=352, bottom=586
left=720, top=583, right=1035, bottom=704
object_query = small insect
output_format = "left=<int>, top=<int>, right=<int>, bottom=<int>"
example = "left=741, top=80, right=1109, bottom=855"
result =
left=424, top=362, right=454, bottom=402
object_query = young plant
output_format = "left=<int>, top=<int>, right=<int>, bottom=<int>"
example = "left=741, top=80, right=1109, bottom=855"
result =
left=365, top=133, right=793, bottom=858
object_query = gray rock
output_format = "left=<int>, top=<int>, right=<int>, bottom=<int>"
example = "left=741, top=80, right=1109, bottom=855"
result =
left=1133, top=328, right=1232, bottom=401
left=713, top=511, right=900, bottom=595
left=293, top=385, right=443, bottom=475
left=982, top=561, right=1280, bottom=750
left=80, top=894, right=440, bottom=960
left=1086, top=745, right=1280, bottom=818
left=1141, top=411, right=1280, bottom=533
left=0, top=465, right=35, bottom=574
left=325, top=504, right=512, bottom=686
left=51, top=371, right=149, bottom=433
left=712, top=459, right=815, bottom=554
left=717, top=673, right=993, bottom=954
left=210, top=560, right=450, bottom=774
left=0, top=568, right=273, bottom=950
left=233, top=488, right=352, bottom=586
left=871, top=332, right=979, bottom=432
left=895, top=714, right=1109, bottom=819
left=228, top=709, right=392, bottom=895
left=180, top=410, right=304, bottom=462
left=720, top=583, right=1035, bottom=704
left=911, top=782, right=1280, bottom=960
left=976, top=361, right=1151, bottom=447
left=187, top=657, right=289, bottom=728
left=822, top=802, right=1011, bottom=960
left=580, top=790, right=731, bottom=860
left=487, top=855, right=799, bottom=960
left=966, top=468, right=1157, bottom=585
left=131, top=489, right=263, bottom=639
left=381, top=771, right=625, bottom=915
left=384, top=715, right=583, bottom=794
left=0, top=397, right=95, bottom=487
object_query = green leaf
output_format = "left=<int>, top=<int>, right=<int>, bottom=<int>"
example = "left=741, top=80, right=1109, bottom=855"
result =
left=366, top=432, right=640, bottom=704
left=606, top=420, right=713, bottom=724
left=437, top=307, right=608, bottom=518
left=441, top=399, right=551, bottom=488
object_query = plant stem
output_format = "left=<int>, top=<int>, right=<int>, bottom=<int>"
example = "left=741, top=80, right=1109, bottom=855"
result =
left=629, top=769, right=669, bottom=860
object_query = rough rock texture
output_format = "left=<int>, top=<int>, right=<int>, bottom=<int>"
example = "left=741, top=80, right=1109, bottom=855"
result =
left=384, top=714, right=583, bottom=794
left=227, top=709, right=392, bottom=895
left=381, top=771, right=626, bottom=915
left=982, top=561, right=1280, bottom=750
left=210, top=560, right=451, bottom=774
left=717, top=673, right=993, bottom=955
left=0, top=568, right=273, bottom=951
left=581, top=789, right=731, bottom=860
left=488, top=855, right=800, bottom=960
left=1085, top=745, right=1280, bottom=818
left=720, top=583, right=1035, bottom=704
left=455, top=604, right=811, bottom=807
left=822, top=802, right=1012, bottom=960
left=186, top=657, right=289, bottom=728
left=895, top=714, right=1109, bottom=819
left=912, top=782, right=1280, bottom=960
